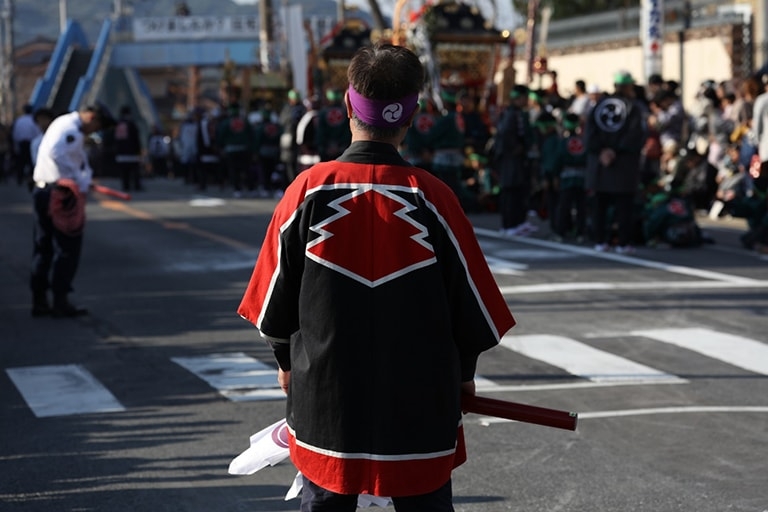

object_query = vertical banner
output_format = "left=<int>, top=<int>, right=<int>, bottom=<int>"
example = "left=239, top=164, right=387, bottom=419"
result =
left=524, top=0, right=540, bottom=84
left=281, top=4, right=307, bottom=99
left=641, top=0, right=664, bottom=82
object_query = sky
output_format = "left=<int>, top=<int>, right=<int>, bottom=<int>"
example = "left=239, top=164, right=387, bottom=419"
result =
left=230, top=0, right=519, bottom=31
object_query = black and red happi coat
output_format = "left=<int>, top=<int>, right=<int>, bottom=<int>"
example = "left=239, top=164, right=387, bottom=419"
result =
left=238, top=141, right=515, bottom=497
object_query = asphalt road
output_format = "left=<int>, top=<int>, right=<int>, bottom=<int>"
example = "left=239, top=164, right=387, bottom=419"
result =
left=1, top=176, right=766, bottom=512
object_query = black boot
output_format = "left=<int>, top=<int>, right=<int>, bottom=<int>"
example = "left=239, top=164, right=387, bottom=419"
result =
left=52, top=296, right=88, bottom=318
left=31, top=292, right=52, bottom=317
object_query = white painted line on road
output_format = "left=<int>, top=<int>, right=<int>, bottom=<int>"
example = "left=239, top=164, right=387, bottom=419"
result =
left=474, top=227, right=761, bottom=284
left=485, top=256, right=526, bottom=276
left=189, top=198, right=226, bottom=207
left=474, top=379, right=687, bottom=393
left=172, top=352, right=282, bottom=401
left=499, top=279, right=768, bottom=295
left=5, top=365, right=125, bottom=418
left=476, top=406, right=768, bottom=425
left=632, top=328, right=768, bottom=376
left=167, top=258, right=258, bottom=273
left=500, top=334, right=685, bottom=384
left=473, top=375, right=499, bottom=390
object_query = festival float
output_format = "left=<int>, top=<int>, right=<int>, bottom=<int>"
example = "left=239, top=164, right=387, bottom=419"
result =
left=393, top=0, right=513, bottom=108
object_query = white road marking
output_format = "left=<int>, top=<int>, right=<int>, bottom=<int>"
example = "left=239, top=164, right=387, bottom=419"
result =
left=473, top=375, right=498, bottom=390
left=171, top=352, right=283, bottom=401
left=491, top=249, right=575, bottom=260
left=485, top=256, right=527, bottom=276
left=5, top=365, right=125, bottom=418
left=474, top=379, right=687, bottom=393
left=475, top=226, right=762, bottom=284
left=499, top=279, right=768, bottom=295
left=632, top=328, right=768, bottom=376
left=499, top=334, right=685, bottom=384
left=167, top=258, right=258, bottom=272
left=189, top=198, right=226, bottom=207
left=476, top=406, right=768, bottom=425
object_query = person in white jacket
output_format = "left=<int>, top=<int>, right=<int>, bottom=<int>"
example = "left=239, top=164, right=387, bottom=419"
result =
left=30, top=104, right=115, bottom=318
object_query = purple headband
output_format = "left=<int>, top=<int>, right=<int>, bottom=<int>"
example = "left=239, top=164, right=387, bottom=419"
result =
left=347, top=85, right=419, bottom=128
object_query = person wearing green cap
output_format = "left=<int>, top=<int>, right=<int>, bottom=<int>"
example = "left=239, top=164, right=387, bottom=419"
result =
left=426, top=89, right=467, bottom=205
left=584, top=69, right=648, bottom=253
left=465, top=152, right=497, bottom=211
left=493, top=84, right=535, bottom=236
left=217, top=102, right=255, bottom=197
left=316, top=88, right=352, bottom=162
left=534, top=111, right=561, bottom=234
left=403, top=98, right=436, bottom=171
left=552, top=113, right=588, bottom=242
left=279, top=89, right=307, bottom=183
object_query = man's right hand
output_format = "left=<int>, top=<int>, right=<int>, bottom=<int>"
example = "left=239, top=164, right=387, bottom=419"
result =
left=599, top=148, right=616, bottom=167
left=278, top=368, right=291, bottom=394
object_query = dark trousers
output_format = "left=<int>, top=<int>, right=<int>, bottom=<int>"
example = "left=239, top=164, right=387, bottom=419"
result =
left=15, top=141, right=32, bottom=185
left=197, top=159, right=222, bottom=190
left=556, top=187, right=587, bottom=237
left=591, top=191, right=635, bottom=246
left=117, top=160, right=142, bottom=191
left=301, top=476, right=454, bottom=512
left=30, top=186, right=83, bottom=301
left=226, top=151, right=253, bottom=192
left=259, top=155, right=281, bottom=191
left=499, top=184, right=529, bottom=229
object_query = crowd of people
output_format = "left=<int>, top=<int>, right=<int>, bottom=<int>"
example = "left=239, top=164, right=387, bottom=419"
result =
left=3, top=65, right=767, bottom=255
left=124, top=90, right=352, bottom=199
left=393, top=69, right=768, bottom=254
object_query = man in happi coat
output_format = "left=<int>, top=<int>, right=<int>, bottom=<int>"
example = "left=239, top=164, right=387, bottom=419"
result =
left=238, top=43, right=515, bottom=512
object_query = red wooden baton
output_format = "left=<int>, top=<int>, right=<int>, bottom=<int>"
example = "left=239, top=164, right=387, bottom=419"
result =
left=92, top=184, right=131, bottom=201
left=462, top=393, right=578, bottom=431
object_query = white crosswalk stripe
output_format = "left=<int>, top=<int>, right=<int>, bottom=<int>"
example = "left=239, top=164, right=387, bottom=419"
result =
left=496, top=334, right=685, bottom=384
left=630, top=328, right=768, bottom=376
left=5, top=328, right=768, bottom=416
left=171, top=353, right=284, bottom=401
left=5, top=364, right=125, bottom=418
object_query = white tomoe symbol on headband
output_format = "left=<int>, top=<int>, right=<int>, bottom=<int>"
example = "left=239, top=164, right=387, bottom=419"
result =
left=382, top=103, right=404, bottom=123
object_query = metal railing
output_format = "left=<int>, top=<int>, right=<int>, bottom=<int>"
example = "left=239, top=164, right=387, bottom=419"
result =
left=541, top=0, right=749, bottom=51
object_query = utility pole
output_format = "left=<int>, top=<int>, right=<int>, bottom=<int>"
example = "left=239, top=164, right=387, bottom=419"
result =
left=1, top=0, right=15, bottom=125
left=59, top=0, right=67, bottom=34
left=757, top=0, right=767, bottom=71
left=678, top=1, right=691, bottom=111
left=524, top=0, right=539, bottom=84
left=259, top=0, right=275, bottom=73
left=366, top=0, right=387, bottom=32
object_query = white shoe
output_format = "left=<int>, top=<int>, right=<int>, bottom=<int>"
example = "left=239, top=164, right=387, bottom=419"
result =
left=513, top=222, right=537, bottom=236
left=503, top=227, right=520, bottom=237
left=594, top=243, right=610, bottom=252
left=615, top=245, right=636, bottom=255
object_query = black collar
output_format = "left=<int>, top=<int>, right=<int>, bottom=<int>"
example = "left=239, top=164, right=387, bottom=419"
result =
left=336, top=141, right=412, bottom=166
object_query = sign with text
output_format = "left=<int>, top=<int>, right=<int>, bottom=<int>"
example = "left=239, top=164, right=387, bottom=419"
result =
left=133, top=16, right=260, bottom=41
left=640, top=0, right=664, bottom=82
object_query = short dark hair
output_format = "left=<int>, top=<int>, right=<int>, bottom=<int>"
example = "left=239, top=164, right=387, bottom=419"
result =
left=347, top=43, right=424, bottom=139
left=652, top=89, right=677, bottom=105
left=84, top=103, right=116, bottom=129
left=33, top=108, right=54, bottom=122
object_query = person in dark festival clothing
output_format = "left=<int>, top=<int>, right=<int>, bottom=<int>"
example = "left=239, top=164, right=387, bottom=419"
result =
left=113, top=105, right=144, bottom=192
left=237, top=43, right=515, bottom=512
left=584, top=70, right=648, bottom=254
